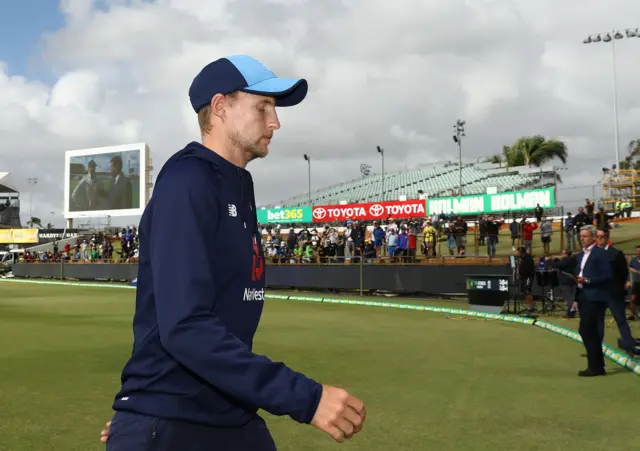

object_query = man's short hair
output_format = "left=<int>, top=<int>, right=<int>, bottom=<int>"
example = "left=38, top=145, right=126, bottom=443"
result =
left=197, top=92, right=239, bottom=135
left=580, top=225, right=597, bottom=236
left=110, top=156, right=123, bottom=171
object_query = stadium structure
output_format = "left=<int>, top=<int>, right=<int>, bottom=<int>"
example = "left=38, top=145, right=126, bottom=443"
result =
left=266, top=161, right=559, bottom=208
left=603, top=169, right=640, bottom=210
left=0, top=172, right=21, bottom=228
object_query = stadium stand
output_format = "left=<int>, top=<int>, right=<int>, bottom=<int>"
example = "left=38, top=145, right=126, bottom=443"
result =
left=0, top=172, right=22, bottom=228
left=266, top=161, right=557, bottom=208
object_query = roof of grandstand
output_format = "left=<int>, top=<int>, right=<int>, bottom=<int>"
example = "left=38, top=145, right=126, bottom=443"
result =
left=263, top=161, right=558, bottom=208
left=0, top=173, right=19, bottom=194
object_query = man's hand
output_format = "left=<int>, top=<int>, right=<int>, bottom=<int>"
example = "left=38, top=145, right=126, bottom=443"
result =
left=311, top=385, right=366, bottom=443
left=100, top=421, right=110, bottom=443
left=575, top=276, right=588, bottom=285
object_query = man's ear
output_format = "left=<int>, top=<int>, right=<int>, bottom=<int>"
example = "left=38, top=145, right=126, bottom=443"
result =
left=210, top=93, right=228, bottom=120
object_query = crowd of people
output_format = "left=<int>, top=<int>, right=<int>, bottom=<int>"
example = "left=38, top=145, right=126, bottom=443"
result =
left=258, top=199, right=623, bottom=263
left=16, top=228, right=138, bottom=264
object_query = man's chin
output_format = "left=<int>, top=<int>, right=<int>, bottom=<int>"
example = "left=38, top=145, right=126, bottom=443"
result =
left=246, top=146, right=269, bottom=163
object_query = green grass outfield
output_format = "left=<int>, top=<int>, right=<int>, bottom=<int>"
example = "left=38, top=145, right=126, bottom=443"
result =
left=1, top=281, right=639, bottom=451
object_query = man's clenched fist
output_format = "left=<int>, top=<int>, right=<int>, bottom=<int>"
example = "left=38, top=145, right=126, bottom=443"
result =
left=311, top=385, right=366, bottom=443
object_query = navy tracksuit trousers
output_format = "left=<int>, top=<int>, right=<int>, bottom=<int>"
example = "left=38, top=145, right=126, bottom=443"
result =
left=106, top=411, right=278, bottom=451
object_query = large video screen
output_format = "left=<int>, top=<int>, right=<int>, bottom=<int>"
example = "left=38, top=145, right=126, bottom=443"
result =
left=64, top=143, right=149, bottom=219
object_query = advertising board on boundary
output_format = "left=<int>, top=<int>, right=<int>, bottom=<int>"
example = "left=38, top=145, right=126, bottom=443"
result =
left=312, top=200, right=426, bottom=222
left=426, top=187, right=555, bottom=215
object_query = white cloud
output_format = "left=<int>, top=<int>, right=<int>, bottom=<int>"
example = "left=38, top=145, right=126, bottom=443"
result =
left=1, top=0, right=639, bottom=227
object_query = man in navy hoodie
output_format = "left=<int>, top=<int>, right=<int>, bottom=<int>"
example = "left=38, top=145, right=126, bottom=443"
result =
left=101, top=55, right=366, bottom=450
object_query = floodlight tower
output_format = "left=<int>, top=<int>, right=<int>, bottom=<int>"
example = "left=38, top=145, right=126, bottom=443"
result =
left=452, top=119, right=466, bottom=196
left=583, top=28, right=639, bottom=169
left=303, top=154, right=311, bottom=204
left=376, top=146, right=385, bottom=201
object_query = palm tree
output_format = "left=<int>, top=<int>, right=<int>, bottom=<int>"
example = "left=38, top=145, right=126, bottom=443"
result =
left=502, top=135, right=568, bottom=167
left=27, top=217, right=42, bottom=228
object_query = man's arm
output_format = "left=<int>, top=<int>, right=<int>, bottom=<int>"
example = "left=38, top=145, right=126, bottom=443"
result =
left=150, top=160, right=321, bottom=424
left=585, top=250, right=613, bottom=286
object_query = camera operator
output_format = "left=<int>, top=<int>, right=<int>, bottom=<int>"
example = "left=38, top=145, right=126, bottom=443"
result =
left=517, top=247, right=536, bottom=312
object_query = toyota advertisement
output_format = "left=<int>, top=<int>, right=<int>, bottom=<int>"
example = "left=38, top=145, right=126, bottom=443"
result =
left=311, top=200, right=427, bottom=223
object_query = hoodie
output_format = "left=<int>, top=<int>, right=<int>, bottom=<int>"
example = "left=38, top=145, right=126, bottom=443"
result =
left=112, top=142, right=322, bottom=427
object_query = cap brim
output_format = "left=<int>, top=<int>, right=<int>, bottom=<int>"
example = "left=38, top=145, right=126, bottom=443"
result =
left=242, top=77, right=308, bottom=107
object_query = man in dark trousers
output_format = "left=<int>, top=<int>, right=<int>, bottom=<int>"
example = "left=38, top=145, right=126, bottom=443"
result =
left=595, top=229, right=638, bottom=356
left=573, top=225, right=613, bottom=377
left=100, top=55, right=366, bottom=450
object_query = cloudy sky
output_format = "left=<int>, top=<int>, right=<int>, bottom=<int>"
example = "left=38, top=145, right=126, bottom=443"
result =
left=1, top=0, right=639, bottom=227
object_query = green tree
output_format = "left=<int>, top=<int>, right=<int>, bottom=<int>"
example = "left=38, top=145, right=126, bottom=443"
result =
left=27, top=217, right=42, bottom=228
left=502, top=135, right=568, bottom=167
left=619, top=139, right=640, bottom=170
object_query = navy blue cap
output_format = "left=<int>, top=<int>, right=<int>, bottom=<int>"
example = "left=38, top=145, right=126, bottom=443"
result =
left=188, top=55, right=308, bottom=112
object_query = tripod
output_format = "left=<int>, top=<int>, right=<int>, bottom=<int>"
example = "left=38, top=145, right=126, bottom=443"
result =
left=503, top=264, right=527, bottom=315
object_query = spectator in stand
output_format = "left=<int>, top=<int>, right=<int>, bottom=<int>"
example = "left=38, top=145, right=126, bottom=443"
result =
left=478, top=215, right=487, bottom=245
left=286, top=228, right=297, bottom=253
left=363, top=240, right=376, bottom=262
left=585, top=198, right=595, bottom=221
left=485, top=215, right=502, bottom=256
left=396, top=226, right=408, bottom=262
left=522, top=219, right=537, bottom=255
left=422, top=219, right=437, bottom=257
left=540, top=217, right=553, bottom=255
left=343, top=223, right=353, bottom=259
left=564, top=213, right=577, bottom=251
left=351, top=221, right=365, bottom=260
left=534, top=204, right=543, bottom=222
left=407, top=227, right=417, bottom=262
left=386, top=228, right=398, bottom=262
left=64, top=241, right=71, bottom=255
left=509, top=218, right=520, bottom=251
left=573, top=207, right=589, bottom=233
left=594, top=207, right=612, bottom=231
left=371, top=221, right=385, bottom=257
left=453, top=216, right=467, bottom=255
left=430, top=213, right=439, bottom=232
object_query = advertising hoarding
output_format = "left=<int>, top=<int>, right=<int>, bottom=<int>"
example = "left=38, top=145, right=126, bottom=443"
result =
left=0, top=228, right=39, bottom=244
left=64, top=143, right=150, bottom=219
left=426, top=187, right=555, bottom=215
left=257, top=206, right=312, bottom=224
left=312, top=200, right=426, bottom=222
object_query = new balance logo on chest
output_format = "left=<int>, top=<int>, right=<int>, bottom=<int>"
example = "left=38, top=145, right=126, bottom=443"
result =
left=228, top=204, right=237, bottom=217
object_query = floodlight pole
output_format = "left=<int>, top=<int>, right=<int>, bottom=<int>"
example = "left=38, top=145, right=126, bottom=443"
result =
left=583, top=28, right=639, bottom=169
left=611, top=35, right=620, bottom=170
left=303, top=154, right=311, bottom=204
left=453, top=120, right=466, bottom=196
left=27, top=177, right=38, bottom=224
left=377, top=146, right=385, bottom=201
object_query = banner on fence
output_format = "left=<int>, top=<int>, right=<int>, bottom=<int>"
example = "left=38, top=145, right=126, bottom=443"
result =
left=312, top=199, right=427, bottom=222
left=256, top=206, right=313, bottom=224
left=426, top=187, right=555, bottom=215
